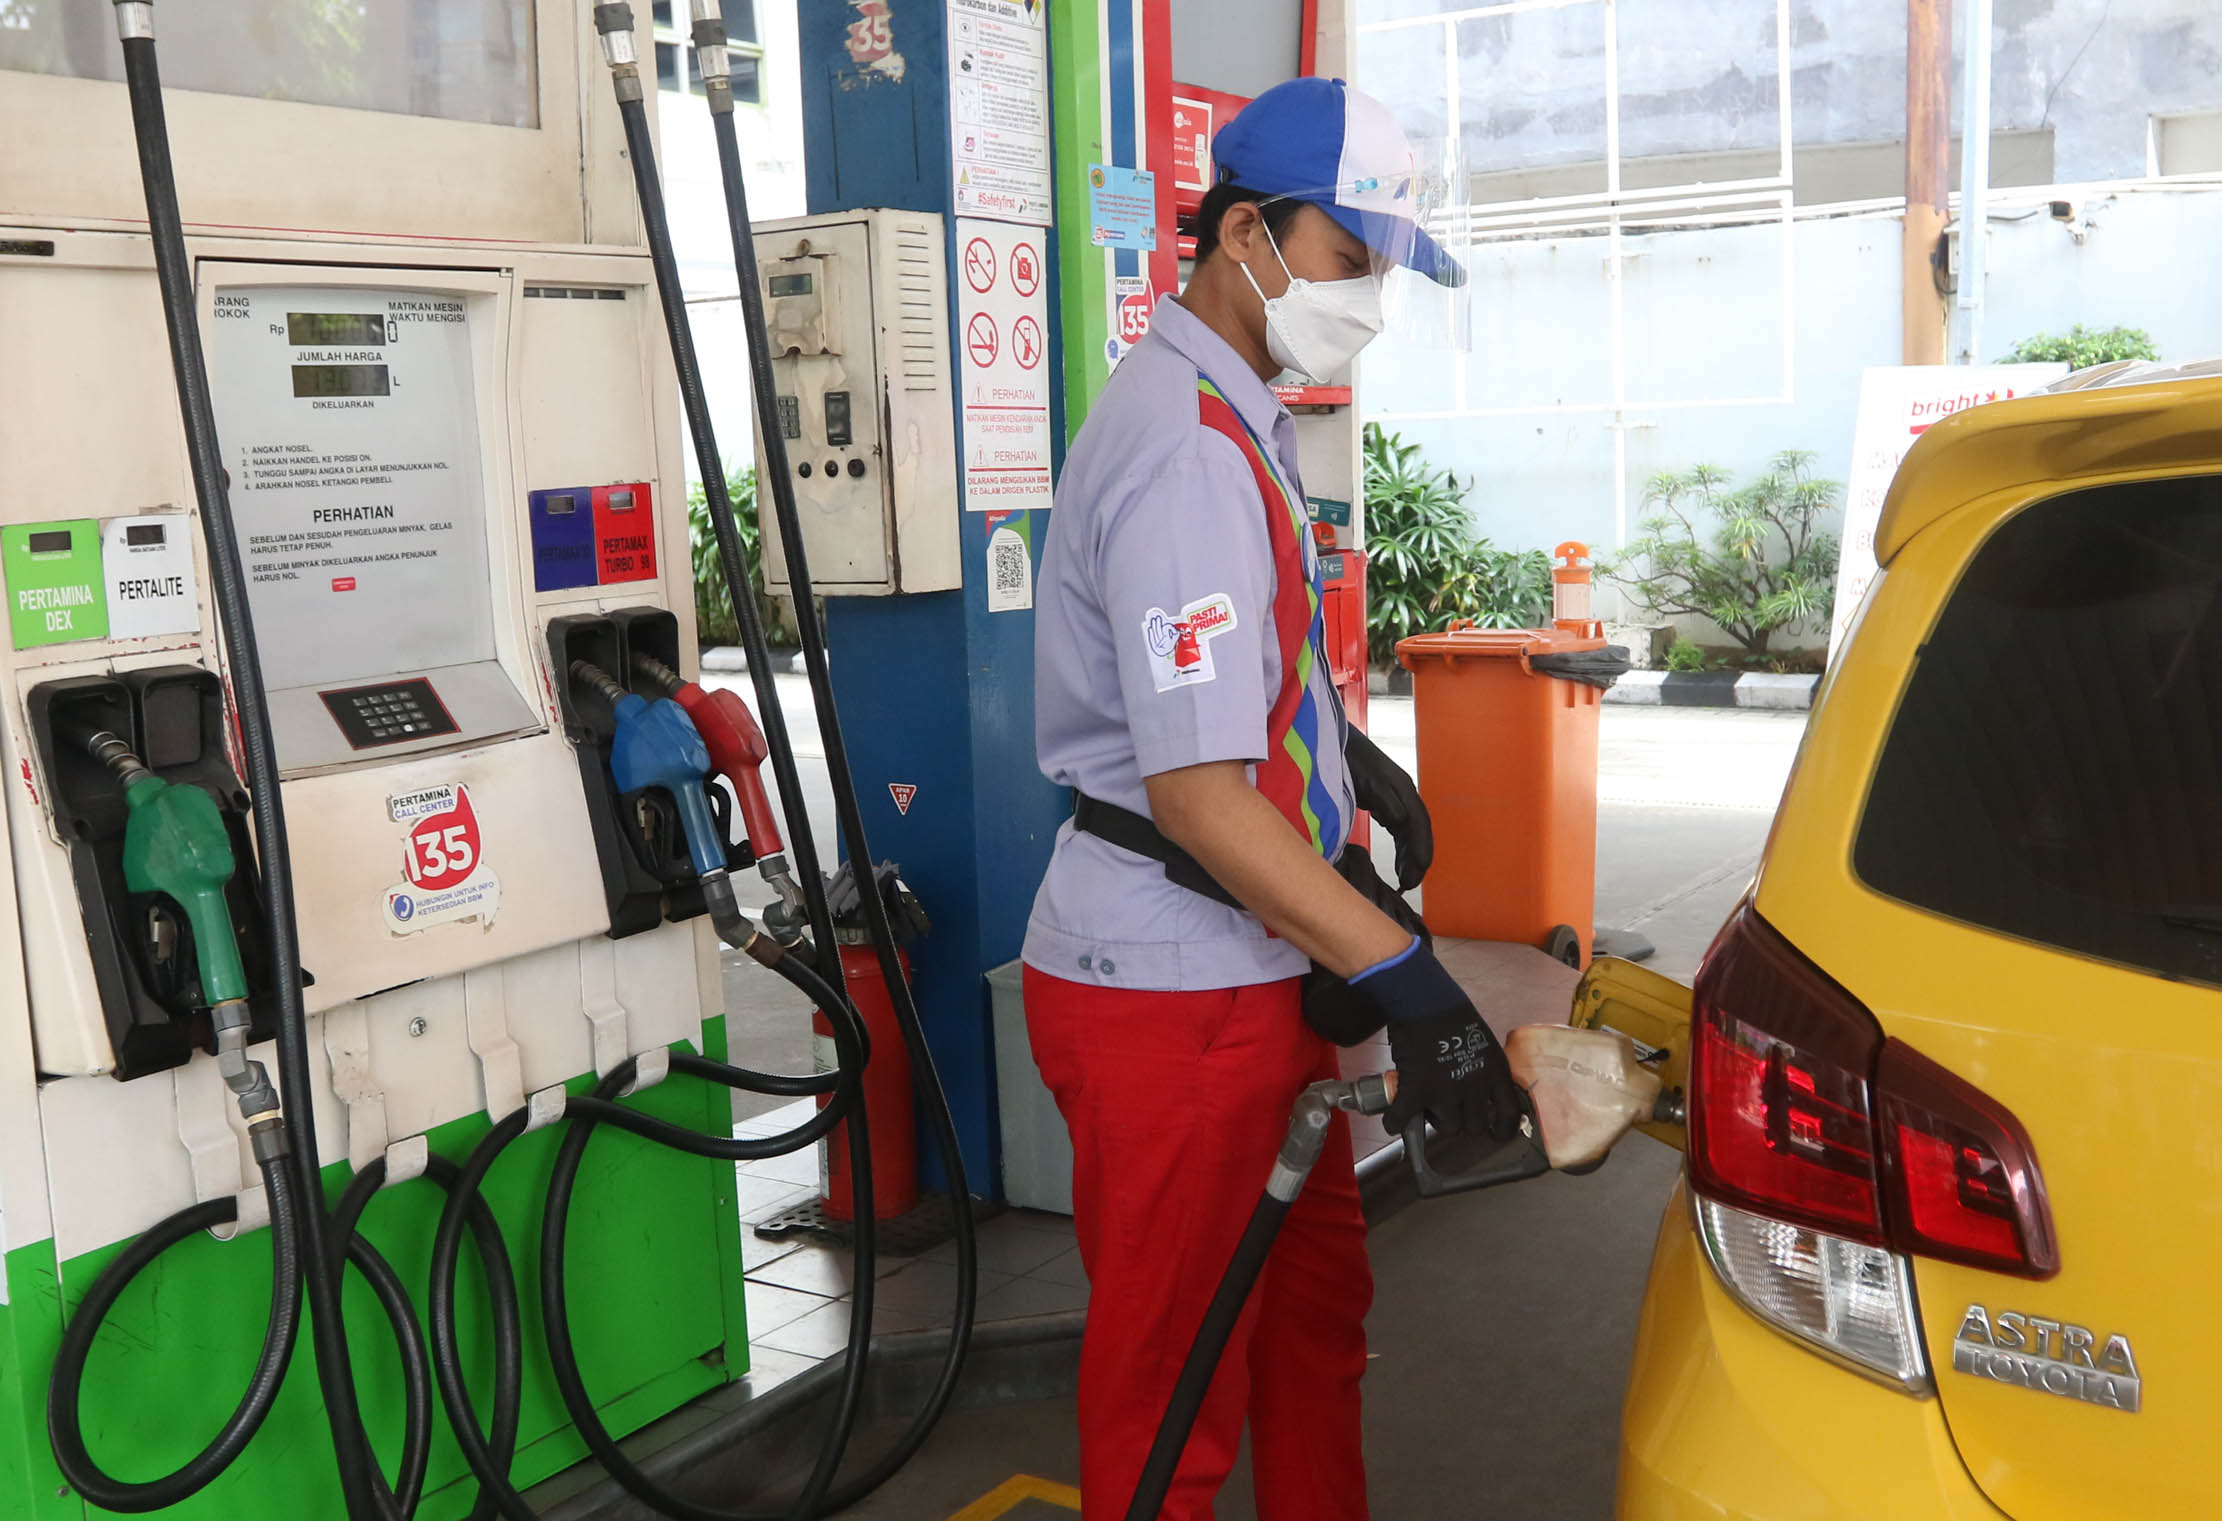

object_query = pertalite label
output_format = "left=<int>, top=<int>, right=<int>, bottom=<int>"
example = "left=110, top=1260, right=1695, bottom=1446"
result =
left=104, top=514, right=201, bottom=640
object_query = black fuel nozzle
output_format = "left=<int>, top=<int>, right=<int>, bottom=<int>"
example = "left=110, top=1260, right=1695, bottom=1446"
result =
left=826, top=859, right=931, bottom=945
left=632, top=651, right=684, bottom=697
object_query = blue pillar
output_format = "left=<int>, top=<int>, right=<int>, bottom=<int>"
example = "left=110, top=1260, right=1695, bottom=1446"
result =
left=796, top=1, right=1069, bottom=1197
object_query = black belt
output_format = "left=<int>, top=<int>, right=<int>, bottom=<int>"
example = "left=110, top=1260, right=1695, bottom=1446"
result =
left=1070, top=793, right=1245, bottom=910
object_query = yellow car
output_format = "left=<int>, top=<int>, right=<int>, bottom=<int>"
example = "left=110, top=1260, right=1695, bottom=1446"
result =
left=1609, top=362, right=2222, bottom=1520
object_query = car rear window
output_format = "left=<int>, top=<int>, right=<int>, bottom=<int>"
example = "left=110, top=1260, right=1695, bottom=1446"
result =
left=1855, top=474, right=2222, bottom=987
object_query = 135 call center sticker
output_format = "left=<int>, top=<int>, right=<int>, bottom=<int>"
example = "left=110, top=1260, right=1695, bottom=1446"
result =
left=1142, top=592, right=1238, bottom=691
left=382, top=783, right=501, bottom=935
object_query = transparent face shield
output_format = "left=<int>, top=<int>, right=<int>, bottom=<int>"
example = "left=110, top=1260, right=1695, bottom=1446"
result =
left=1245, top=135, right=1472, bottom=368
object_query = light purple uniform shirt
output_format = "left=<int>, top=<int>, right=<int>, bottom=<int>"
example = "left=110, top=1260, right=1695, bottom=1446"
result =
left=1023, top=296, right=1354, bottom=991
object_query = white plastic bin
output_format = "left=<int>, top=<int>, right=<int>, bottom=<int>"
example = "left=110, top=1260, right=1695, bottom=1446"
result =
left=987, top=958, right=1074, bottom=1214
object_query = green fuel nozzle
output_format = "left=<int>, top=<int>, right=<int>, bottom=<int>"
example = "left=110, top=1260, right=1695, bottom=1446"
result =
left=90, top=731, right=251, bottom=1012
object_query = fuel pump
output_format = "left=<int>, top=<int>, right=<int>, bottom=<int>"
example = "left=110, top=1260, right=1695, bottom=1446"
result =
left=0, top=3, right=975, bottom=1519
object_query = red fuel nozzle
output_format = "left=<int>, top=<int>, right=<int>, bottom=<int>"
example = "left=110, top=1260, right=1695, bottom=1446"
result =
left=634, top=654, right=784, bottom=859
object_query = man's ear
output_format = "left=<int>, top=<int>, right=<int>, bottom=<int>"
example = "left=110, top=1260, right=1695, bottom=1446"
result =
left=1216, top=199, right=1261, bottom=262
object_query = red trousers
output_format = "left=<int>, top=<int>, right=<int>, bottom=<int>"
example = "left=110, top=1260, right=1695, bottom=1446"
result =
left=1023, top=968, right=1372, bottom=1521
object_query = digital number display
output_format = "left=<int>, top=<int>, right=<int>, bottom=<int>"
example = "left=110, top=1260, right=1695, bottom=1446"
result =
left=768, top=272, right=814, bottom=297
left=126, top=523, right=167, bottom=547
left=27, top=530, right=72, bottom=555
left=292, top=364, right=391, bottom=398
left=287, top=312, right=387, bottom=346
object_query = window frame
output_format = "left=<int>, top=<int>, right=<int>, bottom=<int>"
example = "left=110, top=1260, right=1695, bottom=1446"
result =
left=652, top=3, right=766, bottom=107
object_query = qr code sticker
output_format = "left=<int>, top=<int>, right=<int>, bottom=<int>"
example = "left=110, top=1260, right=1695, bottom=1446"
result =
left=994, top=541, right=1025, bottom=594
left=987, top=528, right=1032, bottom=611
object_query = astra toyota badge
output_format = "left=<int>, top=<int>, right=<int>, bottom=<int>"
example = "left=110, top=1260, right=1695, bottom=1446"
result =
left=1952, top=1305, right=2140, bottom=1413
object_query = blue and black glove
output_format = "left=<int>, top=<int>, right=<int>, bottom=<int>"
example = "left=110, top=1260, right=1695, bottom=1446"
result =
left=1352, top=938, right=1524, bottom=1141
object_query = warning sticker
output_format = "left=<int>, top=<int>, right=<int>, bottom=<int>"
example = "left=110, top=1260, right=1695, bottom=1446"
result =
left=956, top=218, right=1053, bottom=512
left=889, top=782, right=919, bottom=815
left=382, top=782, right=501, bottom=934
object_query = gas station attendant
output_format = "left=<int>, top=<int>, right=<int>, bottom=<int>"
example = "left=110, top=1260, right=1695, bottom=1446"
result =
left=1023, top=78, right=1524, bottom=1519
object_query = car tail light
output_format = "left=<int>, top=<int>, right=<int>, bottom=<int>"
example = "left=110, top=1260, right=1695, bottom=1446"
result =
left=1685, top=905, right=2058, bottom=1387
left=1688, top=906, right=1884, bottom=1241
left=1876, top=1040, right=2059, bottom=1278
left=1694, top=1195, right=1928, bottom=1390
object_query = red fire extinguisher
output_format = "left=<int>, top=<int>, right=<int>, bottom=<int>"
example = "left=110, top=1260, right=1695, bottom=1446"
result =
left=813, top=935, right=918, bottom=1222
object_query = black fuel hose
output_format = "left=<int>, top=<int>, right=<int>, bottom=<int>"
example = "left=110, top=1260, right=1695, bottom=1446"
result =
left=697, top=23, right=984, bottom=1506
left=332, top=1155, right=526, bottom=1521
left=422, top=947, right=870, bottom=1521
left=595, top=9, right=978, bottom=1511
left=46, top=1157, right=303, bottom=1514
left=113, top=13, right=390, bottom=1516
left=534, top=1049, right=875, bottom=1521
left=1121, top=1195, right=1292, bottom=1521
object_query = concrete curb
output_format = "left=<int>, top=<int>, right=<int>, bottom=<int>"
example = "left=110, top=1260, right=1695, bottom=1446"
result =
left=1605, top=670, right=1817, bottom=710
left=700, top=645, right=809, bottom=675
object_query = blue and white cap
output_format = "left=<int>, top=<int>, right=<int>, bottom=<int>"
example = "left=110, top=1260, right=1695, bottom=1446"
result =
left=1210, top=77, right=1466, bottom=288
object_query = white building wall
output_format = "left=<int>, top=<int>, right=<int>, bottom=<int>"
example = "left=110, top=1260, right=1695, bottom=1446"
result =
left=1364, top=186, right=2222, bottom=626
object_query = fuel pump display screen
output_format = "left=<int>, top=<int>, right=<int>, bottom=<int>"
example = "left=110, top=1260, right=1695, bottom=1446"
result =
left=288, top=312, right=388, bottom=346
left=767, top=272, right=815, bottom=297
left=291, top=364, right=392, bottom=398
left=208, top=283, right=498, bottom=696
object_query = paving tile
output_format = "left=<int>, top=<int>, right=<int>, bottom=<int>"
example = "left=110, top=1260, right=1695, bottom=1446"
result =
left=741, top=1229, right=805, bottom=1273
left=735, top=1097, right=817, bottom=1140
left=746, top=1243, right=864, bottom=1297
left=743, top=1278, right=832, bottom=1336
left=735, top=1343, right=818, bottom=1393
left=754, top=1296, right=934, bottom=1359
left=735, top=1178, right=818, bottom=1225
left=874, top=1258, right=1011, bottom=1325
left=738, top=1148, right=821, bottom=1189
left=924, top=1215, right=1075, bottom=1276
left=975, top=1273, right=1090, bottom=1322
left=1027, top=1246, right=1091, bottom=1289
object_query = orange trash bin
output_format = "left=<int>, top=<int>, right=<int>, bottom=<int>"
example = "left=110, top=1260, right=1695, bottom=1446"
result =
left=1395, top=625, right=1607, bottom=962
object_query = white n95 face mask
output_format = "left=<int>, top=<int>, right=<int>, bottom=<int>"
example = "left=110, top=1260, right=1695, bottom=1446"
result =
left=1240, top=225, right=1385, bottom=383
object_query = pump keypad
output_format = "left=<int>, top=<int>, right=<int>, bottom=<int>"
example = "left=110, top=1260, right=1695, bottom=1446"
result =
left=319, top=678, right=461, bottom=750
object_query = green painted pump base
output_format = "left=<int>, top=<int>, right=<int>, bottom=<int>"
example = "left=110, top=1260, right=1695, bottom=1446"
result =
left=0, top=1020, right=748, bottom=1520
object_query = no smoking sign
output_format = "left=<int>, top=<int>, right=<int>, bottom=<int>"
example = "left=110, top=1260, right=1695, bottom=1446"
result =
left=955, top=218, right=1052, bottom=514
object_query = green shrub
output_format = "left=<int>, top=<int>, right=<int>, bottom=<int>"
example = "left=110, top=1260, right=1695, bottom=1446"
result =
left=2001, top=324, right=2158, bottom=368
left=1363, top=424, right=1552, bottom=665
left=1606, top=451, right=1840, bottom=660
left=1663, top=639, right=1710, bottom=673
left=687, top=467, right=792, bottom=648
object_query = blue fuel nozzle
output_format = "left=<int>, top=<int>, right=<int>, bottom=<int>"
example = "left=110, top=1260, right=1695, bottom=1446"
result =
left=574, top=660, right=727, bottom=880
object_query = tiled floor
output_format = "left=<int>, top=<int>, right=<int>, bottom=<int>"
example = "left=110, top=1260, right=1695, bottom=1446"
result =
left=733, top=1100, right=1087, bottom=1375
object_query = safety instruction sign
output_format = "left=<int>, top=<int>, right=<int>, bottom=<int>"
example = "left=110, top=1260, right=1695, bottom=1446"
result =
left=102, top=515, right=200, bottom=640
left=3, top=520, right=107, bottom=649
left=1832, top=363, right=2067, bottom=658
left=984, top=509, right=1035, bottom=612
left=1088, top=165, right=1157, bottom=250
left=383, top=782, right=501, bottom=935
left=957, top=218, right=1053, bottom=512
left=947, top=0, right=1051, bottom=226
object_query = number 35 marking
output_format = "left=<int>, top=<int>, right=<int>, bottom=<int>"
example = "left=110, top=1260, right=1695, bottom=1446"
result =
left=408, top=824, right=475, bottom=883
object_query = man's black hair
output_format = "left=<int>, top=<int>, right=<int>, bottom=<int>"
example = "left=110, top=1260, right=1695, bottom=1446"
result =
left=1192, top=182, right=1306, bottom=266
